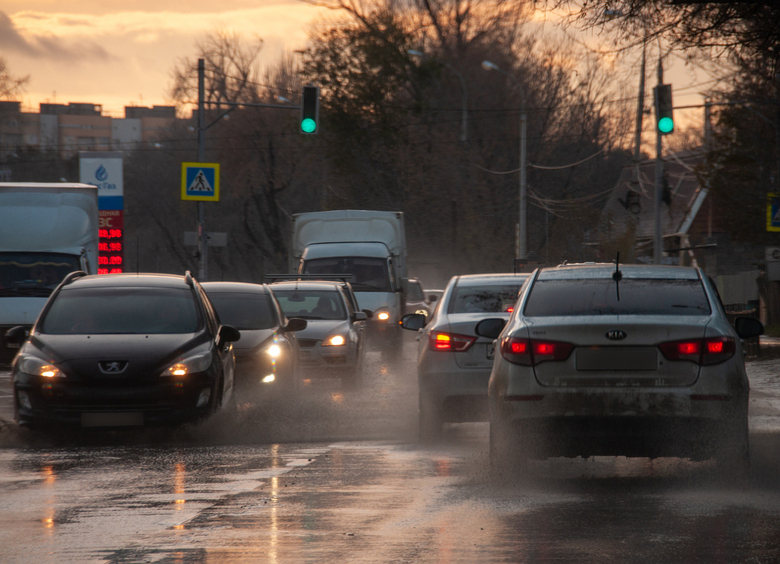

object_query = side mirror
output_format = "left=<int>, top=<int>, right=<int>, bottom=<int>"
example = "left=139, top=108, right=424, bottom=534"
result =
left=401, top=313, right=426, bottom=331
left=284, top=318, right=308, bottom=332
left=361, top=309, right=374, bottom=319
left=353, top=311, right=368, bottom=322
left=219, top=325, right=241, bottom=343
left=4, top=326, right=29, bottom=346
left=427, top=294, right=438, bottom=302
left=734, top=317, right=763, bottom=340
left=475, top=318, right=506, bottom=339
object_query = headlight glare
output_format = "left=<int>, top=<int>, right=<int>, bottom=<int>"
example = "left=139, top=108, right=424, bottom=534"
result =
left=163, top=352, right=212, bottom=377
left=323, top=334, right=346, bottom=346
left=266, top=344, right=282, bottom=358
left=19, top=356, right=64, bottom=378
left=376, top=310, right=390, bottom=321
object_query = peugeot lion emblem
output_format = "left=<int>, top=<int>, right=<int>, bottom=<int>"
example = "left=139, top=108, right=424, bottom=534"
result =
left=99, top=361, right=128, bottom=374
left=605, top=330, right=627, bottom=341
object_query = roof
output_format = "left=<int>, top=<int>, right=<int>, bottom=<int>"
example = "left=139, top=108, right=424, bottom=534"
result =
left=538, top=264, right=701, bottom=280
left=597, top=150, right=707, bottom=243
left=268, top=281, right=344, bottom=292
left=63, top=272, right=193, bottom=289
left=201, top=281, right=269, bottom=294
left=454, top=273, right=530, bottom=286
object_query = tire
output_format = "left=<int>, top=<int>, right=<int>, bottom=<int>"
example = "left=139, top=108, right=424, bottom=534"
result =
left=418, top=392, right=443, bottom=443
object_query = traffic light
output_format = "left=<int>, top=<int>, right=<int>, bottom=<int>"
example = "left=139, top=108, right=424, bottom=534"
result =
left=300, top=85, right=319, bottom=134
left=654, top=84, right=674, bottom=135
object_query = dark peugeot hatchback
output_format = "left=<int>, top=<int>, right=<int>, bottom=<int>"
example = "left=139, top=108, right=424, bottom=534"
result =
left=6, top=271, right=240, bottom=429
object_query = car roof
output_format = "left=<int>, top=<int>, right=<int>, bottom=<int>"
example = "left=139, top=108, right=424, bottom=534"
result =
left=201, top=281, right=269, bottom=294
left=454, top=273, right=530, bottom=286
left=62, top=272, right=194, bottom=290
left=539, top=264, right=701, bottom=280
left=269, top=281, right=344, bottom=292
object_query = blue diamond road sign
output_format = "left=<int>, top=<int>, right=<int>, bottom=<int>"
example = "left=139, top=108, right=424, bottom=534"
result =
left=181, top=162, right=220, bottom=201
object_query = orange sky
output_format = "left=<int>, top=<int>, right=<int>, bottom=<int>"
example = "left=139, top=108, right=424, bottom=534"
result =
left=1, top=0, right=327, bottom=117
left=2, top=0, right=712, bottom=133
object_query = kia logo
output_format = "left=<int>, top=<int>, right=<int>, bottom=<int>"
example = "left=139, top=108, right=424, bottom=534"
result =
left=605, top=330, right=627, bottom=341
left=99, top=361, right=128, bottom=374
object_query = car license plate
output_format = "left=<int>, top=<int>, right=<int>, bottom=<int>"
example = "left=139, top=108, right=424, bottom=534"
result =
left=487, top=342, right=496, bottom=360
left=81, top=412, right=143, bottom=427
left=6, top=342, right=20, bottom=348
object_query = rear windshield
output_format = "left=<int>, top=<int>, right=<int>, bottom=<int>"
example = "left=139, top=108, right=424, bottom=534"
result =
left=523, top=278, right=711, bottom=317
left=41, top=287, right=200, bottom=334
left=273, top=290, right=347, bottom=320
left=206, top=292, right=278, bottom=330
left=448, top=284, right=523, bottom=314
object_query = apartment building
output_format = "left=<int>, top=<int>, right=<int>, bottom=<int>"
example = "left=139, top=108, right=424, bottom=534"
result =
left=0, top=101, right=178, bottom=159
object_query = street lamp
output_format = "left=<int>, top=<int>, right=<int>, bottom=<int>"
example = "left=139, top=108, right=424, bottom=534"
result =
left=409, top=49, right=468, bottom=143
left=482, top=60, right=527, bottom=264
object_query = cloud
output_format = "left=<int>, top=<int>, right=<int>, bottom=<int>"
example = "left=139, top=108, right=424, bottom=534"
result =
left=0, top=10, right=114, bottom=62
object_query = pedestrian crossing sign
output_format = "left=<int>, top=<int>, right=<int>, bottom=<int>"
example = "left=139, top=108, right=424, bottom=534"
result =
left=181, top=162, right=220, bottom=201
left=768, top=192, right=780, bottom=232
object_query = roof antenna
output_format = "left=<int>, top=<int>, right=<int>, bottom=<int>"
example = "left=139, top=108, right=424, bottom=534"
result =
left=613, top=251, right=622, bottom=301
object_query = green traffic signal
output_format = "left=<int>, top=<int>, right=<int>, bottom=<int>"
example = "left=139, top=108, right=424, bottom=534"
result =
left=300, top=85, right=319, bottom=134
left=654, top=84, right=674, bottom=135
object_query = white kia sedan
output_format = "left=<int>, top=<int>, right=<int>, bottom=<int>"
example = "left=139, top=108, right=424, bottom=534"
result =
left=402, top=273, right=528, bottom=441
left=476, top=264, right=763, bottom=477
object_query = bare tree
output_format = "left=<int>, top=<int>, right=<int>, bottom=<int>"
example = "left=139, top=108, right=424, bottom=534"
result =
left=0, top=56, right=29, bottom=99
left=168, top=29, right=264, bottom=112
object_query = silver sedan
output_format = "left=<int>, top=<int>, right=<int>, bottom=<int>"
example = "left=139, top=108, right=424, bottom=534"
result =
left=402, top=273, right=529, bottom=441
left=476, top=263, right=764, bottom=477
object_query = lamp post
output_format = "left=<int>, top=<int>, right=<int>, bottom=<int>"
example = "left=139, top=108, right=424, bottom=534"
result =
left=482, top=60, right=527, bottom=264
left=409, top=50, right=468, bottom=143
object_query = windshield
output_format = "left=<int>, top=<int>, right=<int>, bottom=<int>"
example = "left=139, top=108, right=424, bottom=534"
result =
left=303, top=257, right=392, bottom=292
left=41, top=287, right=201, bottom=334
left=0, top=252, right=81, bottom=297
left=273, top=290, right=347, bottom=320
left=523, top=278, right=712, bottom=316
left=406, top=282, right=424, bottom=301
left=206, top=292, right=278, bottom=330
left=448, top=284, right=523, bottom=314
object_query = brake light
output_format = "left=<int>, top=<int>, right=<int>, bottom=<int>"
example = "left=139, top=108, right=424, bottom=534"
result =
left=659, top=337, right=736, bottom=365
left=429, top=331, right=477, bottom=352
left=500, top=337, right=573, bottom=366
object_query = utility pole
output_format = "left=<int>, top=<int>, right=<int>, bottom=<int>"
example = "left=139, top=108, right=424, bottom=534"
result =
left=653, top=56, right=664, bottom=265
left=197, top=58, right=208, bottom=281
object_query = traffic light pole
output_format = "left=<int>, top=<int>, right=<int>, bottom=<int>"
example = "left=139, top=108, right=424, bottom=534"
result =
left=654, top=57, right=664, bottom=265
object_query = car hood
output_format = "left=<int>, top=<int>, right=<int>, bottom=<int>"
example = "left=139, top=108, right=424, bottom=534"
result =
left=353, top=292, right=394, bottom=312
left=27, top=332, right=210, bottom=380
left=230, top=328, right=276, bottom=354
left=295, top=319, right=351, bottom=340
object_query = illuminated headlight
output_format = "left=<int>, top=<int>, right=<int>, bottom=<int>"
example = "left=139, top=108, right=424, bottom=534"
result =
left=19, top=356, right=64, bottom=378
left=323, top=335, right=346, bottom=347
left=162, top=352, right=212, bottom=377
left=266, top=344, right=282, bottom=358
left=261, top=374, right=275, bottom=383
left=376, top=310, right=390, bottom=322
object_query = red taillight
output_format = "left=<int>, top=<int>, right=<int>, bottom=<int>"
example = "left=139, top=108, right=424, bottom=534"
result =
left=506, top=306, right=514, bottom=313
left=429, top=331, right=477, bottom=352
left=659, top=337, right=736, bottom=365
left=500, top=337, right=573, bottom=366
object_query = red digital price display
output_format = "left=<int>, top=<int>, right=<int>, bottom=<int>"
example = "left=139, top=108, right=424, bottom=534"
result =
left=98, top=210, right=124, bottom=274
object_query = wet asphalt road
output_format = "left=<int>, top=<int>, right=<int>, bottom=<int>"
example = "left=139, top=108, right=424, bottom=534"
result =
left=1, top=339, right=780, bottom=563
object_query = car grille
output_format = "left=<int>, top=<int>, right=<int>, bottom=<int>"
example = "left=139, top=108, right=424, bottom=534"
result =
left=298, top=339, right=319, bottom=348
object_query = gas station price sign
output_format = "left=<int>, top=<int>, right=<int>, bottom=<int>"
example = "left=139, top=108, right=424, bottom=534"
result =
left=98, top=210, right=124, bottom=274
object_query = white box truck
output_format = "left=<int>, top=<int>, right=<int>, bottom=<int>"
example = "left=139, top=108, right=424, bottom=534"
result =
left=290, top=210, right=407, bottom=352
left=0, top=183, right=99, bottom=364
